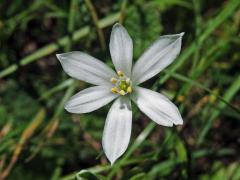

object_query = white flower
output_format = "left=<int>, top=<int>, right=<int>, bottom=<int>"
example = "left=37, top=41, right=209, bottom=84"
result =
left=56, top=23, right=184, bottom=164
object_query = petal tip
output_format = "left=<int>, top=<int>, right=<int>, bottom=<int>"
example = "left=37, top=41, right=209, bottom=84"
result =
left=109, top=159, right=116, bottom=166
left=104, top=152, right=117, bottom=165
left=56, top=53, right=60, bottom=58
left=174, top=118, right=183, bottom=125
left=113, top=22, right=122, bottom=28
left=64, top=106, right=77, bottom=114
left=179, top=32, right=185, bottom=37
left=112, top=23, right=126, bottom=32
left=64, top=102, right=71, bottom=112
left=177, top=120, right=184, bottom=125
left=56, top=53, right=63, bottom=61
left=64, top=107, right=70, bottom=113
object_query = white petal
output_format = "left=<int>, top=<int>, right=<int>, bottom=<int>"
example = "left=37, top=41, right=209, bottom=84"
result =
left=57, top=51, right=116, bottom=86
left=131, top=87, right=183, bottom=126
left=65, top=86, right=118, bottom=113
left=102, top=97, right=132, bottom=164
left=132, top=33, right=184, bottom=85
left=109, top=23, right=133, bottom=77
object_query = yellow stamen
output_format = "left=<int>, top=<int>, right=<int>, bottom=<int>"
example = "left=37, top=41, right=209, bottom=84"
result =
left=117, top=70, right=124, bottom=77
left=127, top=86, right=132, bottom=93
left=111, top=78, right=117, bottom=84
left=119, top=90, right=125, bottom=96
left=110, top=71, right=133, bottom=96
left=126, top=78, right=130, bottom=85
left=111, top=87, right=118, bottom=93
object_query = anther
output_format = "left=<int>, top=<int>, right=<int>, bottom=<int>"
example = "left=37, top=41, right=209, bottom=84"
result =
left=111, top=78, right=117, bottom=84
left=111, top=87, right=118, bottom=93
left=119, top=90, right=125, bottom=96
left=117, top=71, right=124, bottom=77
left=127, top=86, right=132, bottom=93
left=126, top=78, right=130, bottom=85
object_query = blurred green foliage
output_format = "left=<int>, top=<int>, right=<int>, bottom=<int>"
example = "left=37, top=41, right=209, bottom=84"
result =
left=0, top=0, right=240, bottom=179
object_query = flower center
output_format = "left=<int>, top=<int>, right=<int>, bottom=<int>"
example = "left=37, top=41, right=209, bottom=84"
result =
left=110, top=71, right=133, bottom=96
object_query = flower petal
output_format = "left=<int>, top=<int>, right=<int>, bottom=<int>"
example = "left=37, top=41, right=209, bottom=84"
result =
left=109, top=23, right=133, bottom=77
left=131, top=87, right=183, bottom=126
left=57, top=51, right=116, bottom=86
left=132, top=33, right=184, bottom=85
left=65, top=86, right=118, bottom=113
left=102, top=97, right=132, bottom=164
